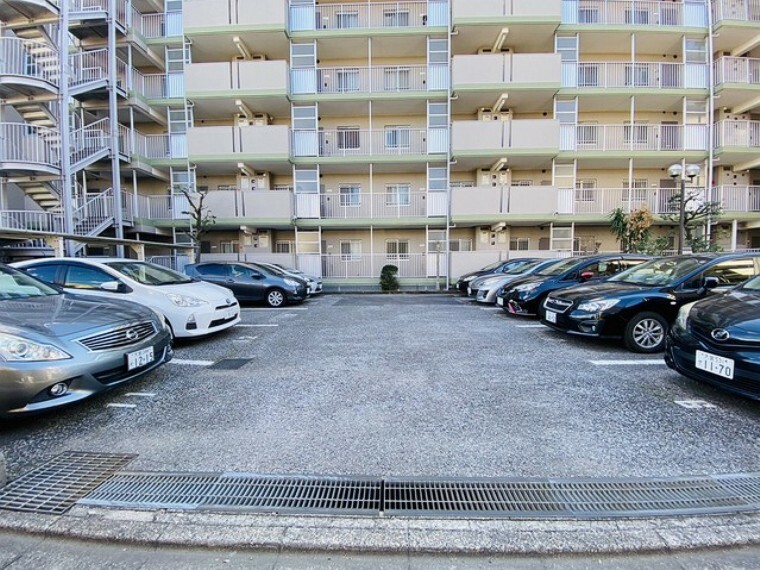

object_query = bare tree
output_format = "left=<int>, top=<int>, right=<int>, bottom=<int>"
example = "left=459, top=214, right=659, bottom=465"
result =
left=663, top=192, right=723, bottom=252
left=178, top=189, right=216, bottom=262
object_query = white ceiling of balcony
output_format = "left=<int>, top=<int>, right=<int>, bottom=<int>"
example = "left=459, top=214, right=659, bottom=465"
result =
left=451, top=91, right=558, bottom=115
left=188, top=32, right=290, bottom=64
left=451, top=24, right=557, bottom=55
left=189, top=97, right=292, bottom=121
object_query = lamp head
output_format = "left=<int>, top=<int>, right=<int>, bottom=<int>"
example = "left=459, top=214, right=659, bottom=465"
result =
left=685, top=164, right=701, bottom=180
left=667, top=164, right=683, bottom=179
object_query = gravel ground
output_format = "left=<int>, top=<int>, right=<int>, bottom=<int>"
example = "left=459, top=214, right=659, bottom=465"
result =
left=1, top=294, right=758, bottom=480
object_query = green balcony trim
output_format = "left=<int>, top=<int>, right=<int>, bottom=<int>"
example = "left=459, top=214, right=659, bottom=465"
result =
left=290, top=91, right=448, bottom=103
left=295, top=218, right=446, bottom=229
left=185, top=24, right=286, bottom=36
left=289, top=27, right=447, bottom=40
left=452, top=214, right=558, bottom=225
left=127, top=90, right=184, bottom=109
left=291, top=155, right=444, bottom=165
left=188, top=154, right=291, bottom=163
left=559, top=25, right=708, bottom=34
left=452, top=17, right=559, bottom=26
left=558, top=87, right=708, bottom=97
left=130, top=154, right=187, bottom=168
left=134, top=217, right=295, bottom=229
left=145, top=36, right=184, bottom=47
left=452, top=149, right=558, bottom=158
left=454, top=83, right=560, bottom=92
left=714, top=20, right=760, bottom=31
left=187, top=90, right=288, bottom=100
left=714, top=83, right=760, bottom=92
left=557, top=150, right=708, bottom=160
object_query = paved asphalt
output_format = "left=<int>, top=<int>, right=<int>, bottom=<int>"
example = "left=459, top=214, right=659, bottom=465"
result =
left=0, top=294, right=758, bottom=559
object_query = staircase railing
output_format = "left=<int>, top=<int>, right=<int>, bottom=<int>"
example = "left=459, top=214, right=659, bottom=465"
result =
left=69, top=49, right=108, bottom=88
left=70, top=118, right=110, bottom=167
left=71, top=188, right=114, bottom=237
left=0, top=38, right=59, bottom=86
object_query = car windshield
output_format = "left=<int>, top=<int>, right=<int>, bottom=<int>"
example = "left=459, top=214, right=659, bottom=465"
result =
left=250, top=263, right=283, bottom=276
left=504, top=259, right=544, bottom=274
left=739, top=273, right=760, bottom=291
left=535, top=257, right=585, bottom=276
left=0, top=265, right=59, bottom=300
left=107, top=261, right=194, bottom=286
left=275, top=264, right=303, bottom=275
left=481, top=260, right=505, bottom=272
left=608, top=257, right=707, bottom=286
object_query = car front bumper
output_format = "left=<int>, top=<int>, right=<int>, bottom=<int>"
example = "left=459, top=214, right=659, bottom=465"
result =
left=177, top=300, right=240, bottom=337
left=0, top=330, right=172, bottom=417
left=541, top=308, right=626, bottom=339
left=665, top=329, right=760, bottom=401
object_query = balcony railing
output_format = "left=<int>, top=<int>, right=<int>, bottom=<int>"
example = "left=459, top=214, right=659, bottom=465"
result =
left=560, top=124, right=708, bottom=152
left=70, top=0, right=128, bottom=26
left=291, top=65, right=431, bottom=95
left=292, top=128, right=432, bottom=157
left=557, top=187, right=693, bottom=215
left=0, top=123, right=60, bottom=169
left=714, top=120, right=760, bottom=148
left=289, top=0, right=449, bottom=32
left=0, top=209, right=63, bottom=232
left=714, top=57, right=760, bottom=85
left=131, top=70, right=184, bottom=98
left=712, top=0, right=760, bottom=22
left=301, top=191, right=432, bottom=219
left=711, top=185, right=760, bottom=212
left=561, top=62, right=708, bottom=89
left=562, top=0, right=707, bottom=26
left=0, top=38, right=58, bottom=87
left=70, top=118, right=110, bottom=166
left=322, top=253, right=428, bottom=278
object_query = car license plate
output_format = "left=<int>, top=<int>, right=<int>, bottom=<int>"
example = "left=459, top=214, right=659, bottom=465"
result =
left=695, top=350, right=734, bottom=380
left=127, top=347, right=154, bottom=371
left=497, top=297, right=504, bottom=307
left=545, top=310, right=557, bottom=324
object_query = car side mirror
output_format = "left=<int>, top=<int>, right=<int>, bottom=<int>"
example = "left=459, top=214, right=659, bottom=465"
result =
left=701, top=276, right=720, bottom=291
left=580, top=271, right=595, bottom=282
left=100, top=281, right=126, bottom=293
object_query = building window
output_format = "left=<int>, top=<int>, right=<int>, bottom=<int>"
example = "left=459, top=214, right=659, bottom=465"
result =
left=339, top=185, right=361, bottom=207
left=449, top=239, right=473, bottom=252
left=384, top=126, right=411, bottom=150
left=578, top=63, right=599, bottom=87
left=220, top=240, right=239, bottom=254
left=624, top=122, right=649, bottom=145
left=383, top=67, right=411, bottom=91
left=386, top=184, right=411, bottom=206
left=386, top=239, right=410, bottom=261
left=275, top=240, right=293, bottom=253
left=577, top=122, right=598, bottom=147
left=510, top=238, right=530, bottom=251
left=336, top=68, right=360, bottom=92
left=335, top=11, right=359, bottom=28
left=623, top=179, right=648, bottom=204
left=340, top=240, right=362, bottom=261
left=575, top=179, right=597, bottom=202
left=383, top=9, right=409, bottom=27
left=337, top=127, right=361, bottom=150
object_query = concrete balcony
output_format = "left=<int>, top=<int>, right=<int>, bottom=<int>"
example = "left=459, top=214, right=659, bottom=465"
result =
left=561, top=62, right=708, bottom=90
left=0, top=38, right=58, bottom=98
left=0, top=123, right=60, bottom=176
left=714, top=119, right=760, bottom=170
left=451, top=186, right=559, bottom=221
left=290, top=64, right=441, bottom=97
left=289, top=0, right=448, bottom=33
left=451, top=119, right=560, bottom=168
left=185, top=0, right=287, bottom=30
left=713, top=57, right=760, bottom=113
left=131, top=69, right=184, bottom=100
left=0, top=0, right=59, bottom=25
left=559, top=124, right=708, bottom=153
left=186, top=60, right=288, bottom=104
left=187, top=125, right=291, bottom=166
left=452, top=53, right=560, bottom=112
left=711, top=185, right=760, bottom=213
left=294, top=191, right=447, bottom=222
left=292, top=128, right=446, bottom=162
left=562, top=0, right=707, bottom=26
left=712, top=0, right=760, bottom=49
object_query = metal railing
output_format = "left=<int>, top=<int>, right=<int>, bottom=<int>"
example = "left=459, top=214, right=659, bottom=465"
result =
left=0, top=38, right=59, bottom=86
left=711, top=186, right=760, bottom=212
left=322, top=253, right=428, bottom=278
left=714, top=120, right=760, bottom=148
left=142, top=194, right=190, bottom=220
left=562, top=0, right=707, bottom=26
left=289, top=0, right=448, bottom=31
left=70, top=118, right=110, bottom=166
left=714, top=57, right=760, bottom=85
left=69, top=48, right=107, bottom=87
left=291, top=65, right=429, bottom=95
left=0, top=209, right=63, bottom=232
left=559, top=124, right=708, bottom=152
left=317, top=191, right=429, bottom=218
left=131, top=70, right=184, bottom=99
left=0, top=123, right=60, bottom=168
left=712, top=0, right=760, bottom=22
left=71, top=188, right=114, bottom=236
left=561, top=62, right=702, bottom=89
left=70, top=0, right=127, bottom=26
left=557, top=187, right=690, bottom=215
left=292, top=128, right=428, bottom=157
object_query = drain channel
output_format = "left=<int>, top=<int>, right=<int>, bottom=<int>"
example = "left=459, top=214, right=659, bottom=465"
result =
left=0, top=452, right=135, bottom=514
left=78, top=472, right=760, bottom=519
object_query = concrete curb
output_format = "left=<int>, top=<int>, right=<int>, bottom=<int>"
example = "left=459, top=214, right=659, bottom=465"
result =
left=1, top=507, right=759, bottom=555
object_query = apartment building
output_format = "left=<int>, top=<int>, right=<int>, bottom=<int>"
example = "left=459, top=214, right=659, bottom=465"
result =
left=2, top=0, right=760, bottom=288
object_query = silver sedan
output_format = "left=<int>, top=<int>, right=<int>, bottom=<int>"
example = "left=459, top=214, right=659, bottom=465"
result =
left=469, top=258, right=566, bottom=304
left=0, top=264, right=172, bottom=418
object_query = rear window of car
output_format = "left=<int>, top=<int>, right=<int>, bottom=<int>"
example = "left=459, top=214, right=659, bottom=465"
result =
left=195, top=264, right=227, bottom=277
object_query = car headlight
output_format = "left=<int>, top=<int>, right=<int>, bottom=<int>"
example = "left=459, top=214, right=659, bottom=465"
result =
left=675, top=301, right=698, bottom=331
left=0, top=332, right=71, bottom=362
left=166, top=293, right=208, bottom=307
left=284, top=278, right=300, bottom=288
left=577, top=299, right=620, bottom=313
left=478, top=277, right=503, bottom=288
left=513, top=282, right=540, bottom=293
left=462, top=275, right=475, bottom=283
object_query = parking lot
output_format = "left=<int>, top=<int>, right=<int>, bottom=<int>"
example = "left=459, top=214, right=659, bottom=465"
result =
left=1, top=294, right=758, bottom=482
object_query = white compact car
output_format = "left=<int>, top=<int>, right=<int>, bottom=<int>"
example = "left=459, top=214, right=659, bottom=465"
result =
left=13, top=258, right=240, bottom=339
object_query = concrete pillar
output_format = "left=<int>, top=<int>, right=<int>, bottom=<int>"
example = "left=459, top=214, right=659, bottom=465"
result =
left=731, top=219, right=738, bottom=252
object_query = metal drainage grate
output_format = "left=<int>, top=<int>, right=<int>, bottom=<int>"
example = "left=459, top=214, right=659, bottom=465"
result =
left=208, top=358, right=253, bottom=371
left=82, top=473, right=382, bottom=515
left=78, top=472, right=760, bottom=519
left=0, top=451, right=135, bottom=515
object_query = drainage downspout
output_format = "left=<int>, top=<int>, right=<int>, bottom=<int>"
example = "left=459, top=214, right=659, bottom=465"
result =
left=706, top=0, right=716, bottom=244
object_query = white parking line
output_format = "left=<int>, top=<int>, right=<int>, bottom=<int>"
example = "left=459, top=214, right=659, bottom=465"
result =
left=233, top=336, right=259, bottom=342
left=236, top=324, right=279, bottom=327
left=125, top=392, right=156, bottom=398
left=106, top=403, right=137, bottom=409
left=241, top=308, right=308, bottom=311
left=516, top=324, right=546, bottom=328
left=169, top=358, right=215, bottom=366
left=589, top=360, right=665, bottom=366
left=674, top=400, right=718, bottom=409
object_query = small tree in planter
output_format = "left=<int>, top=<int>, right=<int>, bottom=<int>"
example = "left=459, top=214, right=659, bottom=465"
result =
left=179, top=188, right=216, bottom=262
left=380, top=264, right=399, bottom=292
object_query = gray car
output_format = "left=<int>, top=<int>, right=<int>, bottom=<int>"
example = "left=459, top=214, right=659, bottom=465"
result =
left=0, top=264, right=172, bottom=418
left=468, top=258, right=564, bottom=304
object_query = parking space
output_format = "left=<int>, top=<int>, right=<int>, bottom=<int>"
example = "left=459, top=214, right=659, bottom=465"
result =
left=1, top=294, right=758, bottom=484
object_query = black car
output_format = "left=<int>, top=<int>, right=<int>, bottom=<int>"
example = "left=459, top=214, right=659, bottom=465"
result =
left=496, top=254, right=650, bottom=317
left=541, top=254, right=760, bottom=353
left=185, top=262, right=309, bottom=307
left=455, top=258, right=540, bottom=294
left=665, top=275, right=760, bottom=401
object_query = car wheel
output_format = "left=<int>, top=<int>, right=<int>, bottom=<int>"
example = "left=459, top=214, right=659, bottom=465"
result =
left=624, top=312, right=668, bottom=353
left=266, top=288, right=286, bottom=308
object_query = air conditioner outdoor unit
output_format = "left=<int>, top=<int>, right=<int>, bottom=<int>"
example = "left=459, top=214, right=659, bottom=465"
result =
left=477, top=107, right=493, bottom=121
left=479, top=168, right=495, bottom=187
left=255, top=172, right=270, bottom=190
left=236, top=115, right=253, bottom=127
left=252, top=113, right=271, bottom=126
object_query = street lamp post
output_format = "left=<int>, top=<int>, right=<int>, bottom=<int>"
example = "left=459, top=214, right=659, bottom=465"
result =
left=667, top=163, right=701, bottom=255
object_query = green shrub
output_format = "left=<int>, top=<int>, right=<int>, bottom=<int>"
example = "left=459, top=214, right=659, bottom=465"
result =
left=380, top=264, right=399, bottom=292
